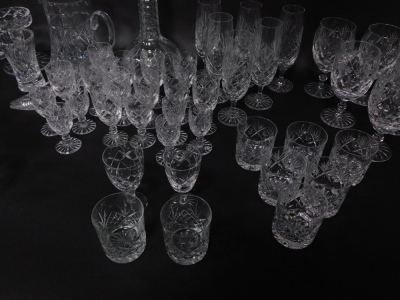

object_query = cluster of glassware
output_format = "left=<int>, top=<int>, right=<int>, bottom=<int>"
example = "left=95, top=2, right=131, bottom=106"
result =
left=3, top=0, right=400, bottom=264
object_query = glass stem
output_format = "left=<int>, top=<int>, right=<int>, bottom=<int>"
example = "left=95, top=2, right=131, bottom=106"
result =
left=257, top=85, right=263, bottom=94
left=109, top=125, right=118, bottom=135
left=61, top=134, right=72, bottom=142
left=179, top=193, right=188, bottom=204
left=336, top=100, right=347, bottom=115
left=372, top=131, right=385, bottom=143
left=230, top=100, right=237, bottom=117
left=78, top=116, right=86, bottom=122
left=278, top=67, right=287, bottom=84
left=318, top=73, right=328, bottom=87
left=138, top=127, right=146, bottom=139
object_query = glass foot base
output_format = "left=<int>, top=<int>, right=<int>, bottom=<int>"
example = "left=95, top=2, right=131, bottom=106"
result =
left=156, top=149, right=165, bottom=166
left=372, top=142, right=392, bottom=162
left=103, top=131, right=128, bottom=147
left=178, top=130, right=188, bottom=144
left=41, top=123, right=57, bottom=137
left=304, top=82, right=334, bottom=99
left=72, top=119, right=96, bottom=135
left=350, top=94, right=368, bottom=106
left=218, top=88, right=229, bottom=104
left=89, top=107, right=98, bottom=117
left=218, top=107, right=247, bottom=127
left=320, top=107, right=355, bottom=129
left=55, top=137, right=82, bottom=155
left=4, top=52, right=50, bottom=76
left=206, top=122, right=217, bottom=136
left=136, top=192, right=148, bottom=209
left=190, top=138, right=212, bottom=155
left=10, top=94, right=35, bottom=110
left=268, top=78, right=293, bottom=93
left=245, top=93, right=273, bottom=110
left=117, top=117, right=131, bottom=127
left=130, top=132, right=156, bottom=149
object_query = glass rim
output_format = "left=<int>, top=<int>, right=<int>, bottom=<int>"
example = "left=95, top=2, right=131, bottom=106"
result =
left=320, top=17, right=357, bottom=32
left=160, top=194, right=212, bottom=232
left=240, top=1, right=262, bottom=10
left=257, top=17, right=283, bottom=28
left=238, top=116, right=278, bottom=140
left=282, top=4, right=305, bottom=14
left=208, top=12, right=233, bottom=23
left=334, top=129, right=379, bottom=157
left=163, top=144, right=202, bottom=171
left=286, top=121, right=328, bottom=147
left=91, top=192, right=144, bottom=228
left=0, top=6, right=30, bottom=16
left=367, top=23, right=400, bottom=39
left=0, top=28, right=34, bottom=43
left=198, top=0, right=221, bottom=6
left=101, top=144, right=143, bottom=170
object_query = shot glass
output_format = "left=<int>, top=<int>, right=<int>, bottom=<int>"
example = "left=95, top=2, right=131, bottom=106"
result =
left=258, top=147, right=307, bottom=206
left=91, top=193, right=146, bottom=264
left=0, top=29, right=46, bottom=92
left=272, top=182, right=328, bottom=249
left=160, top=193, right=212, bottom=265
left=236, top=116, right=277, bottom=171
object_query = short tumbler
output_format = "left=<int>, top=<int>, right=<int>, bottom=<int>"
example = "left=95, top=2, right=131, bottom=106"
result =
left=236, top=116, right=277, bottom=171
left=91, top=193, right=146, bottom=264
left=160, top=193, right=212, bottom=265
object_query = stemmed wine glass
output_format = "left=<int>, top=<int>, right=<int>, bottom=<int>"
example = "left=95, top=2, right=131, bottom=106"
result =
left=155, top=114, right=181, bottom=165
left=30, top=83, right=57, bottom=136
left=304, top=17, right=357, bottom=99
left=204, top=12, right=234, bottom=104
left=368, top=65, right=400, bottom=162
left=69, top=84, right=96, bottom=135
left=102, top=143, right=148, bottom=208
left=45, top=102, right=82, bottom=155
left=245, top=17, right=283, bottom=111
left=218, top=29, right=252, bottom=126
left=320, top=40, right=381, bottom=129
left=189, top=104, right=213, bottom=155
left=267, top=5, right=304, bottom=93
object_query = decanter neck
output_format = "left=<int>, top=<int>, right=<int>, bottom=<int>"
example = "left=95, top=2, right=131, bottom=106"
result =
left=139, top=0, right=161, bottom=40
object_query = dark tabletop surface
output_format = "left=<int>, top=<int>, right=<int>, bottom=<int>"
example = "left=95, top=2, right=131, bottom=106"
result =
left=0, top=0, right=399, bottom=299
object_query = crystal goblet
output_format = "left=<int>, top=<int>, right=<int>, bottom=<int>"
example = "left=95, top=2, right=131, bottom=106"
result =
left=155, top=114, right=181, bottom=165
left=189, top=104, right=213, bottom=155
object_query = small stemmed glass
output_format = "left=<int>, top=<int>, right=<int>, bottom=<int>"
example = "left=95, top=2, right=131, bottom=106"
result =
left=320, top=40, right=381, bottom=129
left=162, top=95, right=188, bottom=144
left=45, top=101, right=82, bottom=154
left=30, top=83, right=57, bottom=136
left=304, top=17, right=357, bottom=99
left=102, top=143, right=148, bottom=208
left=70, top=84, right=96, bottom=135
left=189, top=104, right=213, bottom=155
left=245, top=17, right=283, bottom=111
left=155, top=114, right=181, bottom=165
left=218, top=29, right=252, bottom=126
left=267, top=5, right=305, bottom=93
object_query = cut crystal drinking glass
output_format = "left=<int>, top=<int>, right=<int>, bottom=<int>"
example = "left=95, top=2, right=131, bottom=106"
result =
left=69, top=84, right=96, bottom=135
left=155, top=114, right=181, bottom=165
left=304, top=17, right=356, bottom=99
left=189, top=104, right=213, bottom=156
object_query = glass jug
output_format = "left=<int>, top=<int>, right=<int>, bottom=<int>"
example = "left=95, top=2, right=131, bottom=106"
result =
left=39, top=0, right=115, bottom=65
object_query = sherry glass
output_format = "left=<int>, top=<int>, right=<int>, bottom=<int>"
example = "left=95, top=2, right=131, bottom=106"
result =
left=70, top=84, right=96, bottom=135
left=245, top=17, right=283, bottom=110
left=204, top=12, right=233, bottom=104
left=91, top=193, right=146, bottom=264
left=163, top=143, right=202, bottom=198
left=102, top=143, right=148, bottom=208
left=45, top=101, right=82, bottom=155
left=304, top=17, right=357, bottom=99
left=87, top=42, right=116, bottom=73
left=320, top=40, right=381, bottom=129
left=160, top=193, right=212, bottom=265
left=45, top=60, right=77, bottom=100
left=189, top=104, right=213, bottom=156
left=78, top=59, right=102, bottom=117
left=368, top=66, right=400, bottom=162
left=218, top=29, right=252, bottom=126
left=30, top=83, right=57, bottom=137
left=155, top=114, right=181, bottom=165
left=268, top=5, right=305, bottom=93
left=195, top=0, right=221, bottom=59
left=161, top=95, right=188, bottom=144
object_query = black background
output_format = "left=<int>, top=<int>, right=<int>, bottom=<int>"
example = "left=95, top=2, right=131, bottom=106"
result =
left=1, top=0, right=400, bottom=299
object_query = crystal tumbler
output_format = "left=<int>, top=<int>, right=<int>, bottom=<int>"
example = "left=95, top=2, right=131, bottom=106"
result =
left=160, top=193, right=212, bottom=265
left=91, top=193, right=146, bottom=263
left=236, top=116, right=277, bottom=171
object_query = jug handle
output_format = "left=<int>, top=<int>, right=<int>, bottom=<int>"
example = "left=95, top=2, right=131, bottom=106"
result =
left=90, top=10, right=116, bottom=47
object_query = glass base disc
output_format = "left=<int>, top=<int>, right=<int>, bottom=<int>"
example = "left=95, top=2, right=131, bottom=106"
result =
left=89, top=107, right=98, bottom=117
left=350, top=94, right=368, bottom=106
left=55, top=137, right=82, bottom=155
left=41, top=123, right=57, bottom=137
left=102, top=131, right=128, bottom=147
left=304, top=82, right=334, bottom=99
left=218, top=88, right=230, bottom=104
left=245, top=93, right=273, bottom=110
left=206, top=122, right=217, bottom=136
left=178, top=130, right=188, bottom=144
left=190, top=138, right=212, bottom=155
left=268, top=77, right=293, bottom=93
left=4, top=52, right=50, bottom=75
left=10, top=94, right=34, bottom=110
left=72, top=119, right=96, bottom=135
left=130, top=132, right=156, bottom=149
left=218, top=107, right=247, bottom=127
left=156, top=149, right=165, bottom=165
left=372, top=142, right=392, bottom=162
left=320, top=107, right=355, bottom=129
